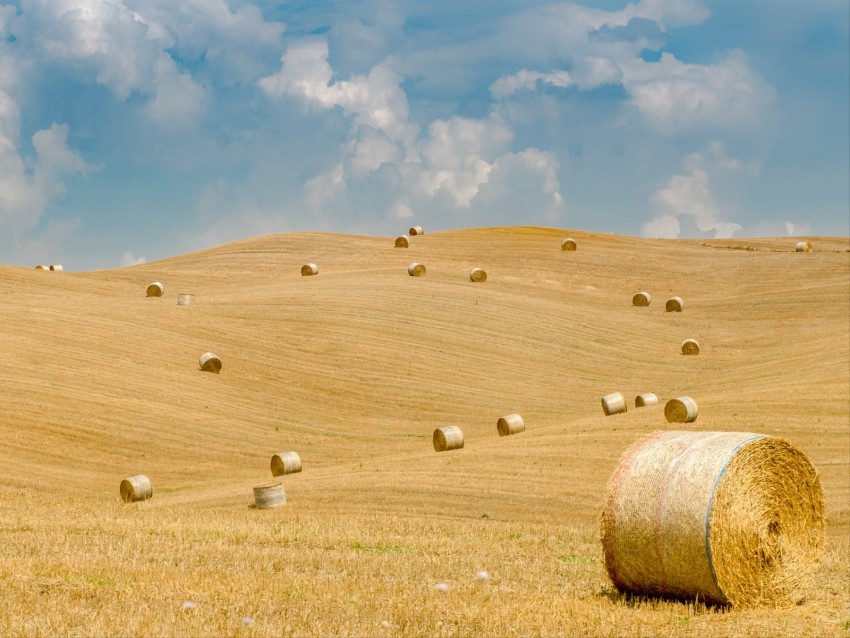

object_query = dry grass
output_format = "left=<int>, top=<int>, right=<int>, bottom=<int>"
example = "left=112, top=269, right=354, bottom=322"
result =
left=0, top=227, right=847, bottom=636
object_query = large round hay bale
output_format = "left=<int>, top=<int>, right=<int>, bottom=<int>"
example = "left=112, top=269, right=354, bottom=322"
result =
left=664, top=396, right=698, bottom=423
left=497, top=414, right=525, bottom=437
left=632, top=292, right=651, bottom=307
left=49, top=264, right=63, bottom=272
left=601, top=392, right=627, bottom=416
left=795, top=241, right=812, bottom=253
left=199, top=352, right=222, bottom=373
left=34, top=265, right=47, bottom=270
left=561, top=238, right=577, bottom=251
left=433, top=425, right=464, bottom=452
left=395, top=234, right=410, bottom=248
left=146, top=282, right=164, bottom=297
left=120, top=475, right=152, bottom=503
left=634, top=393, right=658, bottom=408
left=271, top=451, right=302, bottom=476
left=681, top=339, right=700, bottom=355
left=409, top=225, right=424, bottom=236
left=177, top=293, right=194, bottom=306
left=665, top=296, right=684, bottom=312
left=301, top=263, right=318, bottom=276
left=600, top=430, right=824, bottom=607
left=253, top=482, right=286, bottom=508
left=408, top=262, right=426, bottom=277
left=469, top=268, right=487, bottom=283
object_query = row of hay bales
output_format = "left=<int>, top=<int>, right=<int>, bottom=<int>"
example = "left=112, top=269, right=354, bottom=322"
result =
left=293, top=261, right=488, bottom=282
left=433, top=414, right=525, bottom=452
left=632, top=291, right=684, bottom=312
left=33, top=264, right=63, bottom=271
left=600, top=392, right=699, bottom=423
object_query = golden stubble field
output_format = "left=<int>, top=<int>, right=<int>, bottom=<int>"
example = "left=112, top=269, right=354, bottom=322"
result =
left=0, top=227, right=848, bottom=637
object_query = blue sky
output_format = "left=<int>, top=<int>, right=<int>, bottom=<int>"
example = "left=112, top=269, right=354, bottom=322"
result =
left=1, top=0, right=847, bottom=270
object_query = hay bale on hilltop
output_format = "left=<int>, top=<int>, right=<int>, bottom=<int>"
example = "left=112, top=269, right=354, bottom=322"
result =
left=253, top=482, right=286, bottom=508
left=409, top=225, right=424, bottom=236
left=681, top=339, right=700, bottom=355
left=666, top=296, right=684, bottom=312
left=120, top=475, right=152, bottom=503
left=301, top=263, right=318, bottom=276
left=199, top=352, right=222, bottom=373
left=665, top=396, right=698, bottom=423
left=561, top=238, right=577, bottom=251
left=601, top=430, right=824, bottom=607
left=433, top=425, right=464, bottom=452
left=271, top=451, right=302, bottom=476
left=469, top=268, right=487, bottom=283
left=146, top=282, right=164, bottom=297
left=635, top=393, right=658, bottom=408
left=601, top=392, right=627, bottom=416
left=632, top=292, right=651, bottom=307
left=497, top=414, right=525, bottom=437
left=395, top=234, right=410, bottom=248
left=49, top=264, right=63, bottom=272
left=408, top=262, right=426, bottom=277
left=795, top=241, right=812, bottom=253
left=34, top=265, right=47, bottom=270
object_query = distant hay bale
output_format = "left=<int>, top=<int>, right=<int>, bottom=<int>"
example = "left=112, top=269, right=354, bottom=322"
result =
left=199, top=352, right=222, bottom=373
left=561, top=238, right=577, bottom=251
left=497, top=414, right=525, bottom=437
left=177, top=293, right=194, bottom=306
left=301, top=263, right=319, bottom=276
left=146, top=282, right=164, bottom=297
left=120, top=475, right=152, bottom=503
left=600, top=430, right=825, bottom=607
left=408, top=262, right=426, bottom=277
left=469, top=267, right=487, bottom=283
left=632, top=292, right=651, bottom=307
left=795, top=241, right=812, bottom=253
left=681, top=339, right=700, bottom=355
left=34, top=265, right=47, bottom=270
left=634, top=393, right=658, bottom=408
left=665, top=396, right=699, bottom=423
left=433, top=425, right=464, bottom=452
left=409, top=225, right=424, bottom=236
left=49, top=264, right=63, bottom=272
left=601, top=392, right=627, bottom=416
left=395, top=234, right=410, bottom=248
left=253, top=482, right=286, bottom=509
left=665, top=296, right=684, bottom=312
left=271, top=451, right=302, bottom=477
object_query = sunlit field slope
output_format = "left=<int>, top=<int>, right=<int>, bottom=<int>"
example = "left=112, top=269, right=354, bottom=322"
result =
left=1, top=227, right=848, bottom=637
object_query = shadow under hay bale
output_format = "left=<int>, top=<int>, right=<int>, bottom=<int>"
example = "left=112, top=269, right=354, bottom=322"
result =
left=665, top=396, right=698, bottom=423
left=409, top=225, right=424, bottom=236
left=561, top=238, right=577, bottom=251
left=253, top=482, right=286, bottom=508
left=271, top=451, right=302, bottom=476
left=395, top=234, right=410, bottom=248
left=469, top=267, right=487, bottom=283
left=120, top=475, right=152, bottom=503
left=795, top=241, right=812, bottom=252
left=601, top=430, right=824, bottom=607
left=301, top=263, right=319, bottom=276
left=177, top=293, right=194, bottom=306
left=146, top=282, right=164, bottom=297
left=632, top=292, right=651, bottom=307
left=49, top=264, right=63, bottom=272
left=601, top=392, right=627, bottom=416
left=666, top=296, right=684, bottom=312
left=408, top=262, right=426, bottom=277
left=433, top=425, right=464, bottom=451
left=497, top=414, right=524, bottom=436
left=199, top=352, right=222, bottom=373
left=634, top=393, right=658, bottom=408
left=681, top=339, right=700, bottom=355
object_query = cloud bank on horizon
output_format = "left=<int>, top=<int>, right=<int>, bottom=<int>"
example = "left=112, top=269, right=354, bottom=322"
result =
left=0, top=0, right=847, bottom=269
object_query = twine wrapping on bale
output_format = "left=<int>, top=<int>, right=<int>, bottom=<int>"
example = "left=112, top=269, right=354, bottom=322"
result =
left=602, top=392, right=628, bottom=416
left=600, top=430, right=824, bottom=607
left=633, top=292, right=651, bottom=307
left=795, top=241, right=812, bottom=253
left=395, top=234, right=410, bottom=248
left=433, top=425, right=464, bottom=452
left=146, top=282, right=164, bottom=297
left=681, top=339, right=700, bottom=356
left=177, top=293, right=194, bottom=306
left=199, top=352, right=222, bottom=373
left=497, top=414, right=525, bottom=437
left=635, top=393, right=659, bottom=408
left=408, top=262, right=426, bottom=277
left=120, top=475, right=153, bottom=503
left=469, top=268, right=487, bottom=283
left=409, top=225, right=424, bottom=236
left=665, top=396, right=699, bottom=423
left=561, top=238, right=577, bottom=251
left=666, top=296, right=684, bottom=312
left=253, top=482, right=286, bottom=508
left=49, top=264, right=63, bottom=272
left=301, top=263, right=318, bottom=276
left=271, top=451, right=302, bottom=476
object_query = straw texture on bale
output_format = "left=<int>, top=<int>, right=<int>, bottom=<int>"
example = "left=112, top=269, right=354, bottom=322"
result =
left=177, top=293, right=194, bottom=306
left=795, top=241, right=812, bottom=253
left=560, top=238, right=577, bottom=251
left=49, top=264, right=63, bottom=272
left=301, top=263, right=318, bottom=276
left=408, top=262, right=426, bottom=277
left=395, top=234, right=410, bottom=248
left=433, top=425, right=464, bottom=452
left=497, top=414, right=525, bottom=437
left=635, top=393, right=659, bottom=408
left=600, top=430, right=825, bottom=607
left=665, top=396, right=699, bottom=423
left=253, top=482, right=286, bottom=508
left=601, top=392, right=627, bottom=416
left=632, top=292, right=651, bottom=307
left=34, top=265, right=47, bottom=270
left=146, top=282, right=164, bottom=297
left=409, top=225, right=424, bottom=236
left=666, top=296, right=684, bottom=312
left=120, top=474, right=152, bottom=503
left=469, top=268, right=487, bottom=283
left=271, top=451, right=302, bottom=476
left=681, top=339, right=700, bottom=355
left=199, top=352, right=222, bottom=373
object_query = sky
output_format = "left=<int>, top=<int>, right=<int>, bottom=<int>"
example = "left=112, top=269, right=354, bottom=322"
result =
left=0, top=0, right=848, bottom=270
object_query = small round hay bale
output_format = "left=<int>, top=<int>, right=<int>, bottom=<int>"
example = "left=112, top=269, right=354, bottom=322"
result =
left=177, top=293, right=194, bottom=306
left=433, top=425, right=464, bottom=452
left=681, top=339, right=700, bottom=355
left=795, top=241, right=812, bottom=253
left=632, top=292, right=651, bottom=307
left=664, top=396, right=698, bottom=423
left=34, top=265, right=47, bottom=270
left=49, top=264, right=63, bottom=272
left=253, top=482, right=286, bottom=509
left=635, top=393, right=658, bottom=408
left=665, top=296, right=684, bottom=312
left=409, top=225, right=424, bottom=236
left=469, top=267, right=487, bottom=283
left=271, top=451, right=302, bottom=476
left=146, top=282, right=164, bottom=297
left=395, top=234, right=410, bottom=248
left=408, top=262, right=426, bottom=277
left=301, top=263, right=318, bottom=276
left=199, top=352, right=222, bottom=373
left=600, top=430, right=825, bottom=607
left=601, top=392, right=627, bottom=416
left=497, top=414, right=525, bottom=437
left=120, top=475, right=152, bottom=503
left=561, top=238, right=577, bottom=251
